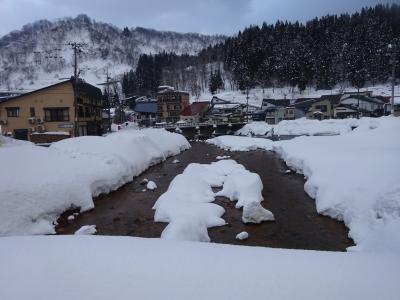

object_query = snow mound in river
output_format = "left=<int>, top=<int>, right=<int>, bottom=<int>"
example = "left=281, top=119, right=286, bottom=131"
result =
left=153, top=159, right=273, bottom=241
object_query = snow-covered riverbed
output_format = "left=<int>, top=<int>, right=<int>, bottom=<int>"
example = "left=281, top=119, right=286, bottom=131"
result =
left=1, top=117, right=399, bottom=300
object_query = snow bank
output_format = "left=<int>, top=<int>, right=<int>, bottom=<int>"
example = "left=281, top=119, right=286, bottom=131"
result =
left=0, top=128, right=189, bottom=236
left=273, top=117, right=382, bottom=136
left=154, top=159, right=273, bottom=241
left=273, top=118, right=354, bottom=136
left=207, top=135, right=274, bottom=151
left=208, top=117, right=400, bottom=252
left=274, top=117, right=400, bottom=252
left=235, top=118, right=381, bottom=138
left=0, top=236, right=399, bottom=300
left=236, top=121, right=272, bottom=136
left=0, top=135, right=33, bottom=148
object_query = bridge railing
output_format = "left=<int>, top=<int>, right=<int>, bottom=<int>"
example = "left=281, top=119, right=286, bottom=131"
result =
left=153, top=121, right=245, bottom=129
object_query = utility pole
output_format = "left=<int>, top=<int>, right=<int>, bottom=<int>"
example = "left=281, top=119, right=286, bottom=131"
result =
left=67, top=42, right=87, bottom=137
left=106, top=68, right=112, bottom=133
left=97, top=68, right=119, bottom=133
left=389, top=43, right=397, bottom=116
left=246, top=87, right=249, bottom=123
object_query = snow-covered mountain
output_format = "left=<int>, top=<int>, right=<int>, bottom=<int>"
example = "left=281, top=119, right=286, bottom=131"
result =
left=0, top=14, right=225, bottom=91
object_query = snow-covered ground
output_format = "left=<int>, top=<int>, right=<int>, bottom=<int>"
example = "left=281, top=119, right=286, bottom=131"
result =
left=274, top=117, right=400, bottom=253
left=236, top=121, right=273, bottom=136
left=0, top=236, right=399, bottom=300
left=1, top=116, right=399, bottom=299
left=208, top=135, right=274, bottom=151
left=235, top=118, right=379, bottom=138
left=273, top=118, right=356, bottom=136
left=209, top=117, right=400, bottom=253
left=0, top=128, right=189, bottom=236
left=153, top=159, right=273, bottom=242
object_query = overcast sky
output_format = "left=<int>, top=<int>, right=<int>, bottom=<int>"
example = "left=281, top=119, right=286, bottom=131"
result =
left=0, top=0, right=396, bottom=37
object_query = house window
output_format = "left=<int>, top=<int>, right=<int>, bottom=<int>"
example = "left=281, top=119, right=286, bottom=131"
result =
left=44, top=108, right=69, bottom=122
left=30, top=107, right=35, bottom=117
left=85, top=106, right=90, bottom=117
left=78, top=106, right=84, bottom=118
left=6, top=107, right=20, bottom=117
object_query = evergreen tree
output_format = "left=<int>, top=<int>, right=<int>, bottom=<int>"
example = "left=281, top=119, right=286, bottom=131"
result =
left=122, top=27, right=131, bottom=37
left=125, top=4, right=400, bottom=95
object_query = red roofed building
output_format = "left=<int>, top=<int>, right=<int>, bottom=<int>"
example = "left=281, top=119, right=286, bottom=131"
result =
left=180, top=101, right=210, bottom=123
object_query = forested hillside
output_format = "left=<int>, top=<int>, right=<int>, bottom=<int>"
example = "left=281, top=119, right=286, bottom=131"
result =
left=122, top=4, right=400, bottom=97
left=0, top=14, right=225, bottom=90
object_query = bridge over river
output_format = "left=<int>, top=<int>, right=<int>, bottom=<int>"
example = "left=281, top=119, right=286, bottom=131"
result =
left=153, top=122, right=247, bottom=139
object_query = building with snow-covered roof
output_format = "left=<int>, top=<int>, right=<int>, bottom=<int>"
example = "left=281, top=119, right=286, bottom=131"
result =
left=261, top=98, right=305, bottom=124
left=337, top=94, right=384, bottom=118
left=207, top=102, right=245, bottom=123
left=180, top=101, right=209, bottom=123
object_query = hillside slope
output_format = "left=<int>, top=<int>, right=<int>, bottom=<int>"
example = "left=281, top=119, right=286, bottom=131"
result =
left=0, top=14, right=225, bottom=91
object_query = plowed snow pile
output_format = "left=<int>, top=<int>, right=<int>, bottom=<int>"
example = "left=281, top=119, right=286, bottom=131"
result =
left=209, top=117, right=400, bottom=253
left=0, top=128, right=189, bottom=236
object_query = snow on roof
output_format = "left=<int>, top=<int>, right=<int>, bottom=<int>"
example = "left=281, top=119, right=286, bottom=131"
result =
left=213, top=103, right=242, bottom=109
left=180, top=101, right=209, bottom=116
left=343, top=94, right=384, bottom=104
left=158, top=85, right=174, bottom=89
left=158, top=88, right=189, bottom=95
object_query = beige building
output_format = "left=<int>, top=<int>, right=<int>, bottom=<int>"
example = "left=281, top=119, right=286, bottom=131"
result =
left=306, top=95, right=342, bottom=120
left=0, top=79, right=103, bottom=142
left=157, top=86, right=190, bottom=123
